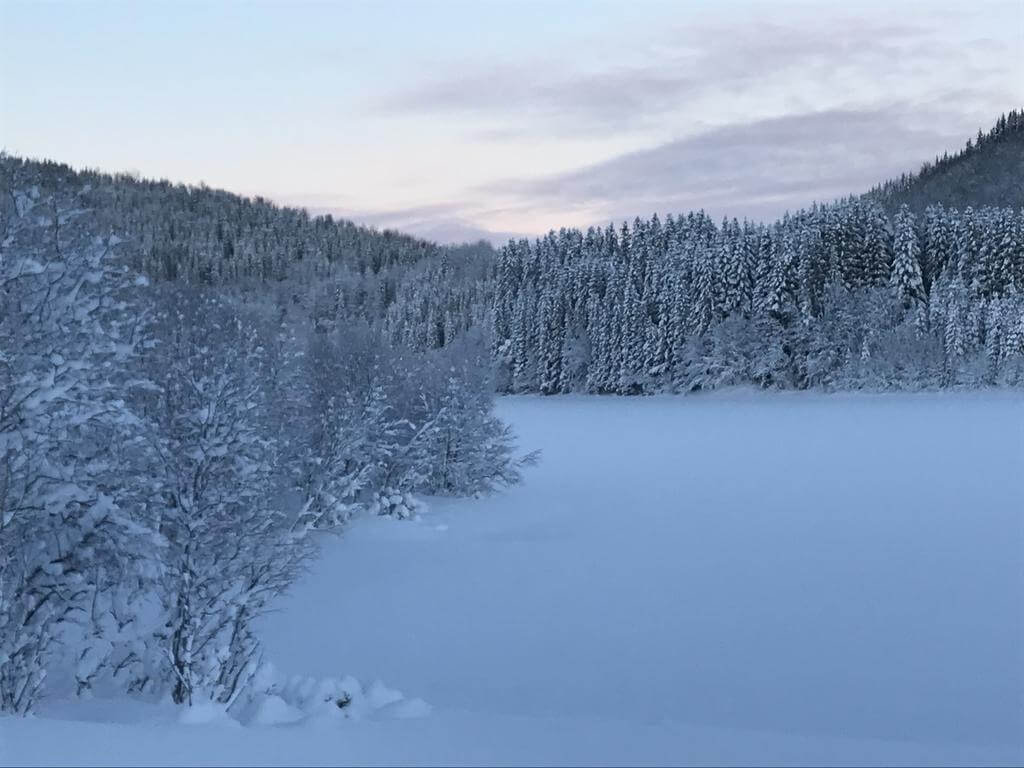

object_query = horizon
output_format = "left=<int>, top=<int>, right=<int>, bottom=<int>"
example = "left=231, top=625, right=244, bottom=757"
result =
left=0, top=110, right=1017, bottom=247
left=2, top=0, right=1022, bottom=243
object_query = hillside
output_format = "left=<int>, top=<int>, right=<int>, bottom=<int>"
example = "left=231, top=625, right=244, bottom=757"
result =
left=491, top=112, right=1024, bottom=396
left=869, top=109, right=1024, bottom=213
left=0, top=154, right=496, bottom=350
left=6, top=112, right=1023, bottom=404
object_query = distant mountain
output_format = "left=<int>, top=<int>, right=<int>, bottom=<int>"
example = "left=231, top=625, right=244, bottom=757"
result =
left=869, top=109, right=1024, bottom=213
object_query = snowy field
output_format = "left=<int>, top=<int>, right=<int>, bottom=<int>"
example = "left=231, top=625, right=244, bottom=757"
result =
left=3, top=393, right=1024, bottom=766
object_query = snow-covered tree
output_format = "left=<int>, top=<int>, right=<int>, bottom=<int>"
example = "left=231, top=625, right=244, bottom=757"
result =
left=891, top=205, right=926, bottom=308
left=0, top=160, right=151, bottom=713
left=132, top=289, right=310, bottom=707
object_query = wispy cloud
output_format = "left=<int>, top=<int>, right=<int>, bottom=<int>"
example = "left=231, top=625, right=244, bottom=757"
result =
left=296, top=200, right=529, bottom=245
left=286, top=3, right=1022, bottom=241
left=5, top=0, right=1019, bottom=243
left=478, top=106, right=986, bottom=224
left=360, top=3, right=1021, bottom=237
left=290, top=102, right=1010, bottom=243
left=376, top=15, right=1013, bottom=139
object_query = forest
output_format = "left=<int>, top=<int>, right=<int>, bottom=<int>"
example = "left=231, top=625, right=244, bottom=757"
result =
left=490, top=110, right=1024, bottom=393
left=1, top=109, right=1022, bottom=717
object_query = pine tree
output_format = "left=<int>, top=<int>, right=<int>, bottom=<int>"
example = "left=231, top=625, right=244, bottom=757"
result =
left=891, top=205, right=926, bottom=308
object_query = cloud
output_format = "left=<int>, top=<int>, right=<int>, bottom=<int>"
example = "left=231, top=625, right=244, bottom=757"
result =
left=377, top=63, right=701, bottom=136
left=375, top=14, right=1013, bottom=139
left=290, top=103, right=1010, bottom=242
left=304, top=4, right=1023, bottom=240
left=479, top=106, right=985, bottom=224
left=301, top=201, right=528, bottom=245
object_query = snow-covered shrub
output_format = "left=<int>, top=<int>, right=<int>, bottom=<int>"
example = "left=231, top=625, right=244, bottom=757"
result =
left=292, top=324, right=537, bottom=517
left=400, top=331, right=540, bottom=495
left=369, top=489, right=425, bottom=520
left=232, top=663, right=431, bottom=725
left=125, top=289, right=314, bottom=707
left=0, top=161, right=153, bottom=713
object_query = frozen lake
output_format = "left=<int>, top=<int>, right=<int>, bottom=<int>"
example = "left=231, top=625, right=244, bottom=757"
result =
left=259, top=393, right=1024, bottom=764
left=6, top=393, right=1024, bottom=765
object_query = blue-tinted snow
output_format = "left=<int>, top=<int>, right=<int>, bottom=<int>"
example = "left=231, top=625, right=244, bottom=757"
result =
left=5, top=393, right=1023, bottom=766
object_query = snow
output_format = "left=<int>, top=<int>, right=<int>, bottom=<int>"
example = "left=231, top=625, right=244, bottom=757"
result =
left=3, top=392, right=1023, bottom=765
left=176, top=702, right=239, bottom=727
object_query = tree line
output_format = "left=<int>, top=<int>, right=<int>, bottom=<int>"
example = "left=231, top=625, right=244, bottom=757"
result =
left=491, top=200, right=1024, bottom=394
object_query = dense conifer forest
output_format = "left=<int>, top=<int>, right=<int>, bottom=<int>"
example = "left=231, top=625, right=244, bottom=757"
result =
left=490, top=111, right=1024, bottom=393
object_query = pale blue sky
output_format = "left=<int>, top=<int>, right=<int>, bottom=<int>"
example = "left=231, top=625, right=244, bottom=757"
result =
left=2, top=0, right=1022, bottom=242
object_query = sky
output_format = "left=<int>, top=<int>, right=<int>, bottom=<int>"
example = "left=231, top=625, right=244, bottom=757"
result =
left=1, top=0, right=1022, bottom=243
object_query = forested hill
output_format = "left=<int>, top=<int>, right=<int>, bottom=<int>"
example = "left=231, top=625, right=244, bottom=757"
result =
left=4, top=111, right=1023, bottom=407
left=869, top=108, right=1024, bottom=213
left=11, top=156, right=449, bottom=280
left=0, top=153, right=497, bottom=347
left=492, top=112, right=1024, bottom=395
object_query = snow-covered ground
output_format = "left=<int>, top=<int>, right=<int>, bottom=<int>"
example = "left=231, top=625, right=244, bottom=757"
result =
left=3, top=393, right=1024, bottom=766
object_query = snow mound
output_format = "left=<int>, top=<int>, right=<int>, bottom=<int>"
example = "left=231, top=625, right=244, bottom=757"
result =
left=370, top=489, right=427, bottom=520
left=234, top=664, right=429, bottom=726
left=177, top=701, right=239, bottom=727
left=382, top=697, right=432, bottom=719
left=246, top=694, right=305, bottom=726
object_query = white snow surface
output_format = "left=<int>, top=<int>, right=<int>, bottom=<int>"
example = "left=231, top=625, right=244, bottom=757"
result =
left=3, top=392, right=1023, bottom=766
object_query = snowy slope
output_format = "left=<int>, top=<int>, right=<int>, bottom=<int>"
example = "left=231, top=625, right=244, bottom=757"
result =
left=3, top=393, right=1024, bottom=766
